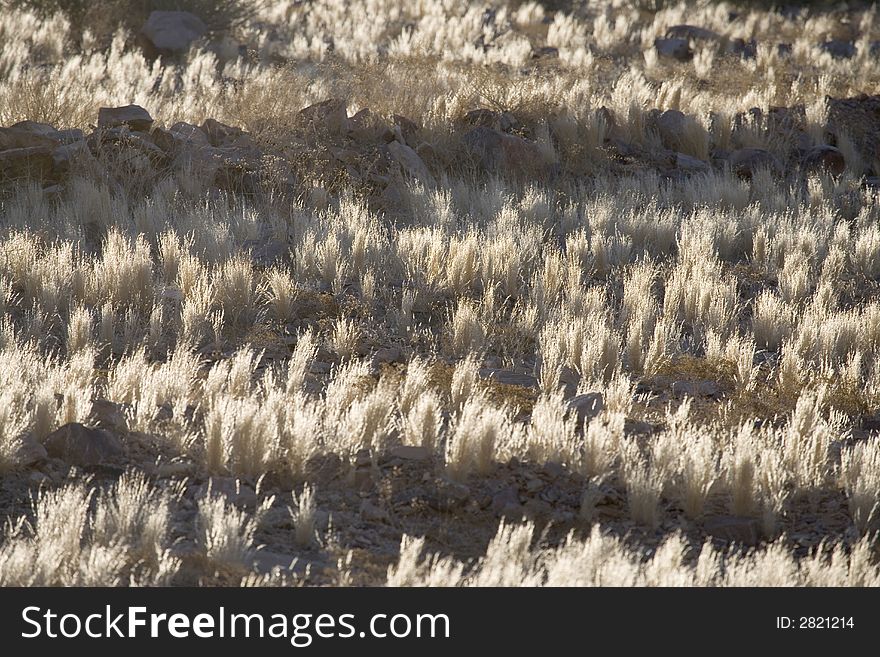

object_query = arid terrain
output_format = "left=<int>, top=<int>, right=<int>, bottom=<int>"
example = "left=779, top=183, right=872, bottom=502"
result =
left=2, top=0, right=880, bottom=586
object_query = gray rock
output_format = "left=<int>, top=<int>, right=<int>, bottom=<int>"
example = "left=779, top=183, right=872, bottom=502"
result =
left=654, top=37, right=692, bottom=61
left=97, top=105, right=153, bottom=131
left=141, top=11, right=207, bottom=53
left=704, top=515, right=759, bottom=546
left=43, top=423, right=124, bottom=466
left=567, top=392, right=605, bottom=425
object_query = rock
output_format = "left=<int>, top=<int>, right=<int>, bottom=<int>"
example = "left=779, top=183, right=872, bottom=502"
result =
left=819, top=39, right=855, bottom=59
left=389, top=445, right=431, bottom=461
left=567, top=393, right=605, bottom=425
left=43, top=423, right=124, bottom=466
left=674, top=152, right=710, bottom=174
left=14, top=433, right=47, bottom=467
left=97, top=105, right=153, bottom=131
left=703, top=515, right=759, bottom=546
left=654, top=37, right=692, bottom=62
left=299, top=99, right=350, bottom=135
left=671, top=380, right=722, bottom=399
left=141, top=11, right=207, bottom=54
left=479, top=368, right=539, bottom=388
left=360, top=499, right=388, bottom=522
left=0, top=146, right=55, bottom=182
left=88, top=398, right=129, bottom=433
left=727, top=147, right=782, bottom=179
left=386, top=140, right=434, bottom=185
left=802, top=145, right=845, bottom=175
left=665, top=25, right=720, bottom=42
left=462, top=126, right=555, bottom=179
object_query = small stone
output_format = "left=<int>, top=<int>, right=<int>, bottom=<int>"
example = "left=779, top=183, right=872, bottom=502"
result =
left=704, top=515, right=759, bottom=546
left=43, top=423, right=124, bottom=466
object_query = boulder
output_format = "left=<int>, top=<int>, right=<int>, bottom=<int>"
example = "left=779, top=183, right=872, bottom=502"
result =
left=97, top=105, right=154, bottom=131
left=141, top=11, right=207, bottom=54
left=43, top=422, right=124, bottom=466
